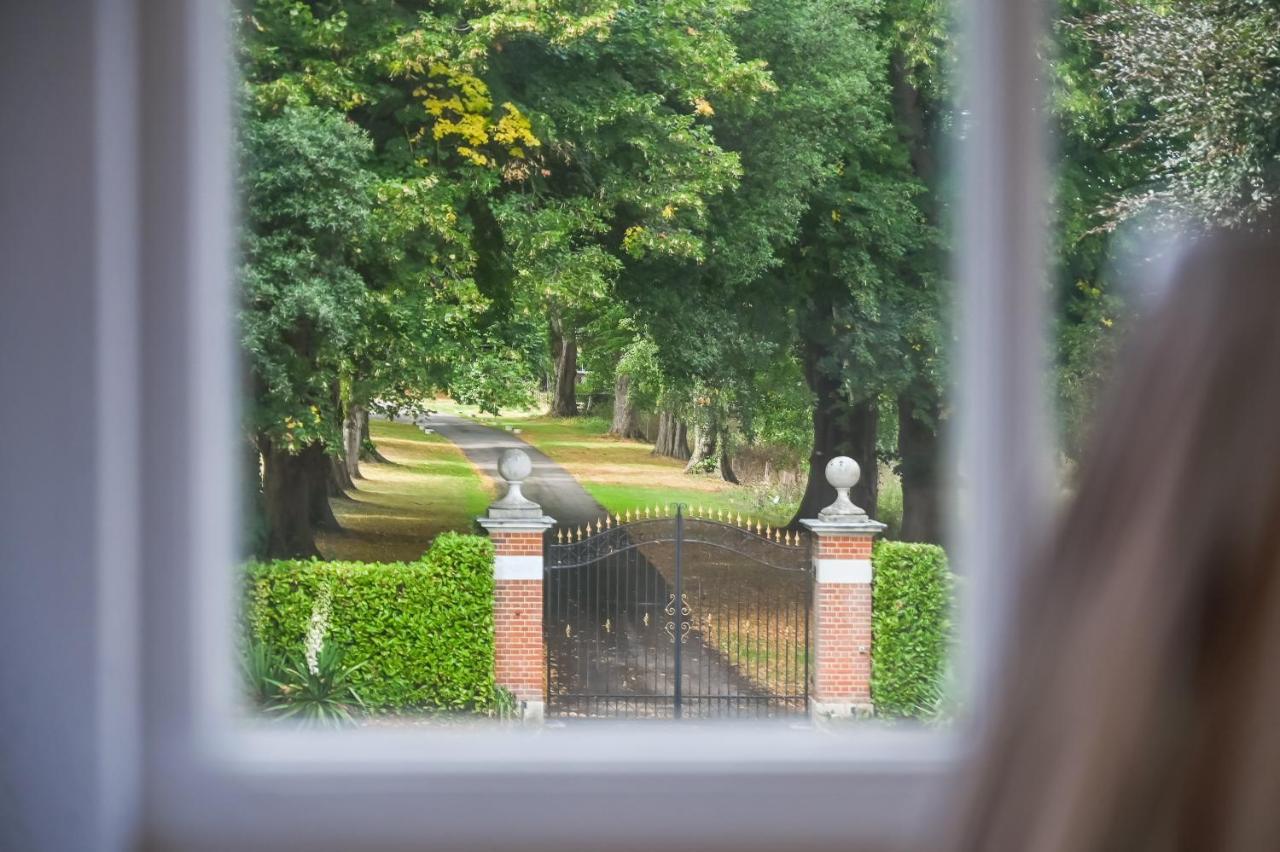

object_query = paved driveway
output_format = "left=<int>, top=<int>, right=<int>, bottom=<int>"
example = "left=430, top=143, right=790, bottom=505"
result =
left=398, top=412, right=606, bottom=528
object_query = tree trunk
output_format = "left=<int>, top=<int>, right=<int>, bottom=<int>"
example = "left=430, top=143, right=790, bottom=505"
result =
left=304, top=442, right=342, bottom=531
left=330, top=455, right=354, bottom=494
left=343, top=404, right=364, bottom=480
left=898, top=384, right=943, bottom=543
left=683, top=419, right=718, bottom=473
left=890, top=49, right=937, bottom=195
left=890, top=45, right=944, bottom=545
left=653, top=410, right=692, bottom=460
left=328, top=406, right=353, bottom=494
left=549, top=311, right=578, bottom=417
left=326, top=384, right=354, bottom=495
left=358, top=408, right=391, bottom=464
left=654, top=410, right=671, bottom=453
left=789, top=342, right=878, bottom=526
left=717, top=428, right=739, bottom=484
left=672, top=418, right=690, bottom=460
left=609, top=373, right=647, bottom=439
left=609, top=372, right=633, bottom=435
left=261, top=439, right=321, bottom=559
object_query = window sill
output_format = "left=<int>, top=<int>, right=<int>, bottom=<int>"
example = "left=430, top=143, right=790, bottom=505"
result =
left=147, top=723, right=957, bottom=851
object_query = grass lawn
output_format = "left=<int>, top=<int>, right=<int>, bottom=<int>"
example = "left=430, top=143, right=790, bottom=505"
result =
left=316, top=419, right=493, bottom=563
left=433, top=400, right=801, bottom=527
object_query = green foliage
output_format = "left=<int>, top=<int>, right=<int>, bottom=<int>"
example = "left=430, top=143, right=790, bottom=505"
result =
left=271, top=644, right=367, bottom=728
left=614, top=336, right=665, bottom=413
left=241, top=636, right=366, bottom=728
left=613, top=0, right=940, bottom=463
left=876, top=473, right=904, bottom=541
left=872, top=540, right=952, bottom=719
left=1076, top=0, right=1280, bottom=230
left=448, top=350, right=538, bottom=415
left=491, top=686, right=520, bottom=722
left=239, top=104, right=377, bottom=449
left=1050, top=0, right=1280, bottom=455
left=244, top=533, right=498, bottom=712
left=240, top=639, right=286, bottom=708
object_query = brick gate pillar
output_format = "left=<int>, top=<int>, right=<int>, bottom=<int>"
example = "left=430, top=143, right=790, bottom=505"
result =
left=477, top=449, right=554, bottom=723
left=801, top=456, right=886, bottom=720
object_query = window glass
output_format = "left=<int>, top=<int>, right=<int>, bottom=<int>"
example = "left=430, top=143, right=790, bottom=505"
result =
left=231, top=0, right=963, bottom=734
left=1049, top=0, right=1279, bottom=464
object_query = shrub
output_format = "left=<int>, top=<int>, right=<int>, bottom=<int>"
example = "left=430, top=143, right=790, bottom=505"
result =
left=872, top=540, right=953, bottom=719
left=270, top=643, right=367, bottom=727
left=875, top=473, right=904, bottom=540
left=240, top=639, right=286, bottom=708
left=244, top=532, right=497, bottom=713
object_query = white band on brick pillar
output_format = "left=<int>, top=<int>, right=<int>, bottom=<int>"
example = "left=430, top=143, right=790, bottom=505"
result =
left=477, top=448, right=554, bottom=723
left=801, top=456, right=886, bottom=720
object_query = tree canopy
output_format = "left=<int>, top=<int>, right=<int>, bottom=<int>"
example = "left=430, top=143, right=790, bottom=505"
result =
left=237, top=0, right=1278, bottom=556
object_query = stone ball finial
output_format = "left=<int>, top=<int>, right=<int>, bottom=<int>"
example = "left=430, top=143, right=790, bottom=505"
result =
left=487, top=448, right=541, bottom=518
left=825, top=456, right=860, bottom=490
left=818, top=455, right=867, bottom=520
left=498, top=448, right=532, bottom=483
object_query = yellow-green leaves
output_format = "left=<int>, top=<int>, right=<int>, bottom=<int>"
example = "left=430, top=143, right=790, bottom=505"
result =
left=412, top=65, right=540, bottom=170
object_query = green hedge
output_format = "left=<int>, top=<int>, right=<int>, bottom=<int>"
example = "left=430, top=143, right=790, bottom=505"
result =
left=872, top=540, right=953, bottom=718
left=244, top=532, right=496, bottom=712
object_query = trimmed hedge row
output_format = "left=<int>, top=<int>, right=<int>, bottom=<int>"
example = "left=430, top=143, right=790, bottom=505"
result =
left=244, top=532, right=497, bottom=712
left=872, top=540, right=953, bottom=718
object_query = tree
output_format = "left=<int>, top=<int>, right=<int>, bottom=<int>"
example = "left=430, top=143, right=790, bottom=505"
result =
left=239, top=105, right=376, bottom=557
left=1079, top=0, right=1280, bottom=231
left=880, top=0, right=948, bottom=542
left=479, top=0, right=766, bottom=418
left=620, top=0, right=933, bottom=523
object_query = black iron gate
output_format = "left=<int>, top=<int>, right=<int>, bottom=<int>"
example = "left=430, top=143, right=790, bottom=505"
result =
left=544, top=505, right=811, bottom=719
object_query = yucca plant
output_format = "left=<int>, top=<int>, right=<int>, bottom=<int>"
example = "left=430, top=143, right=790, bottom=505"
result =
left=270, top=643, right=366, bottom=728
left=490, top=686, right=520, bottom=722
left=240, top=640, right=286, bottom=710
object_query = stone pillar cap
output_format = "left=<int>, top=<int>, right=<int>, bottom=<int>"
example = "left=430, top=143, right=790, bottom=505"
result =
left=801, top=455, right=886, bottom=534
left=800, top=516, right=886, bottom=535
left=477, top=516, right=555, bottom=533
left=484, top=448, right=549, bottom=520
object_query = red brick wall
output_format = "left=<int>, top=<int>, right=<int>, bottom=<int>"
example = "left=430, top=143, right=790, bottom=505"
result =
left=813, top=580, right=872, bottom=703
left=813, top=533, right=874, bottom=706
left=490, top=529, right=546, bottom=702
left=490, top=530, right=545, bottom=556
left=816, top=535, right=873, bottom=559
left=494, top=578, right=543, bottom=701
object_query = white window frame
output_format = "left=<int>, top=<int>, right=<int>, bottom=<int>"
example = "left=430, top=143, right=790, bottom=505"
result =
left=104, top=0, right=1052, bottom=848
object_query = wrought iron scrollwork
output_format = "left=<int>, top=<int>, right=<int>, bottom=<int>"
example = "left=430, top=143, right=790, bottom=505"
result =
left=663, top=592, right=692, bottom=643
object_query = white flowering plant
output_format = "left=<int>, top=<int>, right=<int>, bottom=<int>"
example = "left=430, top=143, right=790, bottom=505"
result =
left=272, top=643, right=366, bottom=727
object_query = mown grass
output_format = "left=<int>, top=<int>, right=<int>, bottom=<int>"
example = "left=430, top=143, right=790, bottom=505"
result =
left=316, top=420, right=493, bottom=563
left=446, top=408, right=801, bottom=528
left=583, top=483, right=796, bottom=527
